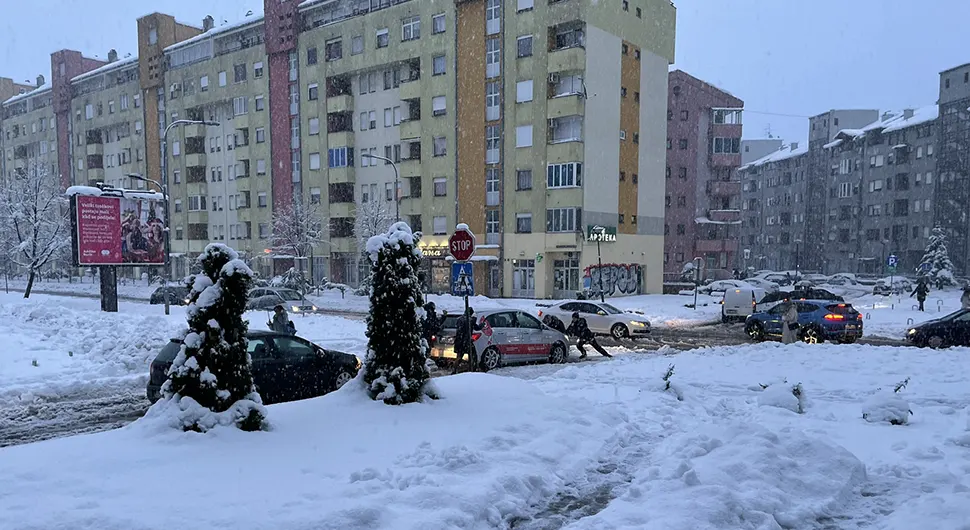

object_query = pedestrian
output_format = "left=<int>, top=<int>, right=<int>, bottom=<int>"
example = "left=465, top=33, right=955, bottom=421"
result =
left=911, top=278, right=929, bottom=312
left=453, top=307, right=482, bottom=374
left=962, top=287, right=970, bottom=310
left=270, top=305, right=291, bottom=334
left=781, top=302, right=799, bottom=344
left=422, top=302, right=441, bottom=354
left=566, top=312, right=612, bottom=359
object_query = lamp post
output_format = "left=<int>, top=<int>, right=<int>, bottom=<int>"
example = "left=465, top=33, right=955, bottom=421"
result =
left=692, top=256, right=703, bottom=311
left=127, top=172, right=169, bottom=313
left=793, top=238, right=802, bottom=277
left=159, top=119, right=220, bottom=315
left=360, top=153, right=400, bottom=222
left=591, top=225, right=606, bottom=302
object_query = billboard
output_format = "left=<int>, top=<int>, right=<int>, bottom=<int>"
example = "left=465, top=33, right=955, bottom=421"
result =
left=72, top=194, right=166, bottom=266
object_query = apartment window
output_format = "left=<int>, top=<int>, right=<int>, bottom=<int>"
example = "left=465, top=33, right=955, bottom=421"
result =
left=486, top=168, right=500, bottom=205
left=173, top=170, right=181, bottom=184
left=486, top=124, right=500, bottom=163
left=233, top=96, right=248, bottom=116
left=517, top=169, right=533, bottom=190
left=85, top=104, right=93, bottom=120
left=188, top=195, right=207, bottom=211
left=678, top=138, right=688, bottom=150
left=385, top=183, right=395, bottom=201
left=134, top=120, right=142, bottom=134
left=676, top=224, right=685, bottom=235
left=516, top=125, right=533, bottom=147
left=548, top=115, right=583, bottom=143
left=486, top=0, right=501, bottom=34
left=432, top=13, right=446, bottom=34
left=517, top=35, right=533, bottom=58
left=307, top=47, right=318, bottom=65
left=516, top=214, right=532, bottom=233
left=308, top=117, right=320, bottom=135
left=218, top=71, right=227, bottom=86
left=255, top=128, right=265, bottom=143
left=551, top=74, right=584, bottom=97
left=680, top=110, right=689, bottom=121
left=518, top=0, right=534, bottom=10
left=134, top=93, right=140, bottom=108
left=369, top=110, right=377, bottom=128
left=432, top=96, right=447, bottom=117
left=376, top=28, right=389, bottom=48
left=924, top=199, right=931, bottom=211
left=667, top=138, right=672, bottom=149
left=927, top=144, right=934, bottom=156
left=172, top=141, right=181, bottom=156
left=325, top=38, right=343, bottom=61
left=516, top=80, right=533, bottom=103
left=917, top=146, right=923, bottom=158
left=433, top=55, right=446, bottom=76
left=677, top=196, right=686, bottom=207
left=255, top=159, right=265, bottom=175
left=351, top=36, right=363, bottom=55
left=256, top=192, right=267, bottom=208
left=254, top=62, right=263, bottom=78
left=546, top=208, right=579, bottom=232
left=433, top=136, right=447, bottom=157
left=289, top=51, right=298, bottom=80
left=328, top=147, right=353, bottom=168
left=402, top=16, right=421, bottom=41
left=486, top=82, right=501, bottom=121
left=308, top=83, right=319, bottom=101
left=108, top=100, right=115, bottom=114
left=485, top=38, right=501, bottom=78
left=433, top=177, right=447, bottom=197
left=547, top=162, right=582, bottom=188
left=149, top=28, right=158, bottom=44
left=925, top=172, right=933, bottom=184
left=309, top=153, right=321, bottom=170
left=308, top=187, right=321, bottom=205
left=259, top=223, right=270, bottom=239
left=838, top=182, right=851, bottom=198
left=712, top=137, right=740, bottom=154
left=253, top=95, right=264, bottom=112
left=234, top=63, right=247, bottom=83
left=199, top=75, right=209, bottom=92
left=174, top=199, right=183, bottom=213
left=433, top=216, right=448, bottom=235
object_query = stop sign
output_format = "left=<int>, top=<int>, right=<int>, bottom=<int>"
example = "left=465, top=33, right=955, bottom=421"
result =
left=449, top=227, right=477, bottom=262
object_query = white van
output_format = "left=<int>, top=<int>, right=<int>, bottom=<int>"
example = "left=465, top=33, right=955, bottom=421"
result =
left=721, top=287, right=767, bottom=323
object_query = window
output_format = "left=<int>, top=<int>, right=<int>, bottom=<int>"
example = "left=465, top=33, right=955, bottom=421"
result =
left=402, top=16, right=420, bottom=41
left=308, top=117, right=320, bottom=135
left=432, top=96, right=447, bottom=116
left=517, top=169, right=533, bottom=190
left=172, top=141, right=181, bottom=156
left=255, top=192, right=267, bottom=208
left=325, top=38, right=343, bottom=61
left=712, top=137, right=740, bottom=154
left=218, top=71, right=227, bottom=86
left=927, top=144, right=934, bottom=156
left=486, top=0, right=501, bottom=34
left=188, top=195, right=207, bottom=211
left=255, top=95, right=265, bottom=111
left=486, top=124, right=500, bottom=163
left=376, top=28, right=389, bottom=48
left=517, top=35, right=533, bottom=58
left=234, top=63, right=247, bottom=83
left=516, top=125, right=533, bottom=147
left=307, top=47, right=318, bottom=65
left=516, top=80, right=533, bottom=103
left=838, top=182, right=851, bottom=198
left=518, top=0, right=534, bottom=10
left=85, top=104, right=93, bottom=119
left=233, top=96, right=248, bottom=116
left=678, top=138, right=688, bottom=149
left=925, top=172, right=933, bottom=184
left=548, top=115, right=583, bottom=143
left=255, top=128, right=265, bottom=143
left=433, top=136, right=447, bottom=156
left=516, top=213, right=532, bottom=233
left=328, top=147, right=353, bottom=168
left=486, top=81, right=501, bottom=121
left=148, top=28, right=158, bottom=44
left=485, top=38, right=501, bottom=78
left=486, top=168, right=500, bottom=205
left=133, top=93, right=140, bottom=108
left=433, top=216, right=447, bottom=235
left=351, top=36, right=363, bottom=55
left=308, top=83, right=319, bottom=100
left=433, top=13, right=446, bottom=34
left=546, top=208, right=580, bottom=232
left=172, top=170, right=181, bottom=184
left=677, top=196, right=686, bottom=207
left=917, top=146, right=923, bottom=159
left=309, top=153, right=321, bottom=170
left=676, top=224, right=685, bottom=235
left=430, top=55, right=447, bottom=77
left=680, top=110, right=689, bottom=121
left=254, top=61, right=263, bottom=78
left=547, top=162, right=582, bottom=188
left=369, top=110, right=377, bottom=128
left=108, top=100, right=115, bottom=114
left=256, top=159, right=266, bottom=175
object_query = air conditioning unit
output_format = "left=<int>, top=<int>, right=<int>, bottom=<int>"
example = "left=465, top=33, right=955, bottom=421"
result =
left=548, top=73, right=561, bottom=84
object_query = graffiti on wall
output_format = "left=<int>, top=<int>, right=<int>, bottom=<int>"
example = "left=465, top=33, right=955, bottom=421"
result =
left=583, top=263, right=642, bottom=296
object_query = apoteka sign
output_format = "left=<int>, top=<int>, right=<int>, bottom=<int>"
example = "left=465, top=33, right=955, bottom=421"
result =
left=586, top=225, right=618, bottom=243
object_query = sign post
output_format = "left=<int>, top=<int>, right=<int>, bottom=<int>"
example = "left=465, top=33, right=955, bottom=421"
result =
left=449, top=224, right=477, bottom=371
left=887, top=254, right=898, bottom=294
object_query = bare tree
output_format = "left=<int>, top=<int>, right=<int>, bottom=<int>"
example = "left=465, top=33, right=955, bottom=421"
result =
left=270, top=199, right=328, bottom=259
left=354, top=198, right=394, bottom=289
left=0, top=164, right=69, bottom=298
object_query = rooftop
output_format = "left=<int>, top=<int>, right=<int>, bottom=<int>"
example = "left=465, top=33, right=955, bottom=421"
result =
left=830, top=105, right=938, bottom=141
left=71, top=55, right=139, bottom=84
left=739, top=143, right=808, bottom=170
left=2, top=82, right=52, bottom=106
left=164, top=14, right=264, bottom=53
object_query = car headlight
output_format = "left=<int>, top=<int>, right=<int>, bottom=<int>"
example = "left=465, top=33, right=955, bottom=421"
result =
left=355, top=357, right=362, bottom=370
left=907, top=328, right=917, bottom=336
left=311, top=306, right=318, bottom=312
left=630, top=321, right=646, bottom=327
left=292, top=305, right=301, bottom=312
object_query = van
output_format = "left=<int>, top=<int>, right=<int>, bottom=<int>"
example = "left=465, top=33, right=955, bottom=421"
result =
left=722, top=287, right=766, bottom=323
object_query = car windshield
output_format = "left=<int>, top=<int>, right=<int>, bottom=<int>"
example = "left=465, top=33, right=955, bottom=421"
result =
left=277, top=290, right=303, bottom=301
left=826, top=304, right=857, bottom=314
left=600, top=304, right=624, bottom=315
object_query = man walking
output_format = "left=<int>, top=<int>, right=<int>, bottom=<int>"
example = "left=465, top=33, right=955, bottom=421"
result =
left=911, top=278, right=929, bottom=312
left=567, top=312, right=612, bottom=359
left=453, top=307, right=482, bottom=374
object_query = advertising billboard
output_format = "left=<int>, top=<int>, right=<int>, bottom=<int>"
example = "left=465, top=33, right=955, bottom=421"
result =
left=73, top=194, right=166, bottom=266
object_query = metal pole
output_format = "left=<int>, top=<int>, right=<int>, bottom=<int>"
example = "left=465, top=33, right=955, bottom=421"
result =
left=361, top=153, right=400, bottom=222
left=596, top=238, right=604, bottom=302
left=160, top=133, right=171, bottom=316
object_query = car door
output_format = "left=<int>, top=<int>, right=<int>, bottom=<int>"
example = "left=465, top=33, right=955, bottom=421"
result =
left=949, top=311, right=970, bottom=346
left=580, top=302, right=609, bottom=334
left=514, top=311, right=548, bottom=361
left=795, top=302, right=818, bottom=328
left=763, top=303, right=789, bottom=335
left=484, top=312, right=516, bottom=355
left=268, top=336, right=318, bottom=402
left=247, top=337, right=282, bottom=404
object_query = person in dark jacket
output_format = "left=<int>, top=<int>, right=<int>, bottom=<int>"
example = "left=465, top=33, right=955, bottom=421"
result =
left=453, top=307, right=483, bottom=374
left=423, top=302, right=441, bottom=353
left=270, top=305, right=294, bottom=335
left=542, top=314, right=567, bottom=334
left=911, top=278, right=929, bottom=311
left=566, top=312, right=612, bottom=359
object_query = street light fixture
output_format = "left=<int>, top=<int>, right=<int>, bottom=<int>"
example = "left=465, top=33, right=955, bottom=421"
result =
left=360, top=153, right=400, bottom=222
left=793, top=238, right=802, bottom=277
left=159, top=119, right=221, bottom=315
left=591, top=225, right=607, bottom=302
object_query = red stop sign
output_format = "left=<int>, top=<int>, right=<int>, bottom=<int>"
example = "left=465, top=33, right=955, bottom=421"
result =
left=449, top=228, right=477, bottom=261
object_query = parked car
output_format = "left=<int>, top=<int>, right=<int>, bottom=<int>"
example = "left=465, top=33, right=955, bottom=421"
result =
left=431, top=309, right=570, bottom=371
left=697, top=279, right=751, bottom=295
left=744, top=300, right=863, bottom=344
left=247, top=287, right=317, bottom=313
left=905, top=308, right=970, bottom=348
left=802, top=274, right=829, bottom=284
left=758, top=288, right=844, bottom=311
left=722, top=287, right=767, bottom=323
left=758, top=273, right=798, bottom=286
left=538, top=300, right=652, bottom=339
left=825, top=274, right=858, bottom=286
left=149, top=285, right=191, bottom=306
left=742, top=278, right=780, bottom=294
left=872, top=277, right=914, bottom=296
left=147, top=330, right=361, bottom=405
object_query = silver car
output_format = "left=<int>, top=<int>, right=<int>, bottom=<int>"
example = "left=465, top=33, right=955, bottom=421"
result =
left=431, top=309, right=570, bottom=371
left=539, top=300, right=652, bottom=339
left=247, top=287, right=317, bottom=313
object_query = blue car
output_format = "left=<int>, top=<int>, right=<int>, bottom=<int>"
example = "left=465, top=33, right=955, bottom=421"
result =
left=744, top=299, right=863, bottom=344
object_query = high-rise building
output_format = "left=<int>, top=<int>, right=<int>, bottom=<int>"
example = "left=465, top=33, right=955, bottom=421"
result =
left=741, top=138, right=782, bottom=166
left=664, top=70, right=743, bottom=279
left=935, top=63, right=970, bottom=273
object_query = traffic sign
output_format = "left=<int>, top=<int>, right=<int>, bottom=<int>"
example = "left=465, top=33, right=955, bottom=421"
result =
left=887, top=254, right=898, bottom=268
left=449, top=226, right=477, bottom=262
left=451, top=262, right=475, bottom=297
left=920, top=262, right=931, bottom=273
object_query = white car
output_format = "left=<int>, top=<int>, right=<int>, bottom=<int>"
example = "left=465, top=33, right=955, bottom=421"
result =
left=698, top=279, right=751, bottom=294
left=742, top=277, right=780, bottom=294
left=538, top=300, right=652, bottom=339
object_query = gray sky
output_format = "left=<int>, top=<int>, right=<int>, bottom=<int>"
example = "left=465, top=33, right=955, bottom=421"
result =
left=4, top=0, right=970, bottom=145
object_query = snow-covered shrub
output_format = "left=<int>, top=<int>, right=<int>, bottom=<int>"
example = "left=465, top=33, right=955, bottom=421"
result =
left=759, top=381, right=806, bottom=414
left=269, top=267, right=310, bottom=292
left=863, top=378, right=913, bottom=426
left=918, top=226, right=956, bottom=288
left=362, top=222, right=437, bottom=404
left=642, top=363, right=684, bottom=401
left=354, top=272, right=373, bottom=297
left=158, top=243, right=267, bottom=432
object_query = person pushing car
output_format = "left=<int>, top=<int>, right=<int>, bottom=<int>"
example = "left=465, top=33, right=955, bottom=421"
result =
left=566, top=312, right=612, bottom=359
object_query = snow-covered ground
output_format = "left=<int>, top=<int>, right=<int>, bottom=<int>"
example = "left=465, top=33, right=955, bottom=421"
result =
left=1, top=342, right=968, bottom=529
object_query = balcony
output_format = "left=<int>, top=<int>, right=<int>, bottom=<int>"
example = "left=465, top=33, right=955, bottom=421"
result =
left=710, top=153, right=742, bottom=167
left=183, top=123, right=206, bottom=138
left=706, top=180, right=741, bottom=196
left=328, top=167, right=355, bottom=184
left=327, top=111, right=354, bottom=134
left=185, top=153, right=206, bottom=168
left=695, top=239, right=739, bottom=253
left=86, top=168, right=105, bottom=182
left=400, top=118, right=421, bottom=139
left=544, top=231, right=581, bottom=251
left=548, top=45, right=585, bottom=74
left=329, top=202, right=354, bottom=218
left=400, top=78, right=422, bottom=101
left=547, top=94, right=584, bottom=118
left=86, top=143, right=103, bottom=156
left=326, top=94, right=353, bottom=114
left=707, top=210, right=741, bottom=224
left=328, top=131, right=354, bottom=147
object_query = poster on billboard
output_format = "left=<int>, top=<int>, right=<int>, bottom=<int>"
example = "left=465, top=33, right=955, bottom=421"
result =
left=70, top=188, right=167, bottom=266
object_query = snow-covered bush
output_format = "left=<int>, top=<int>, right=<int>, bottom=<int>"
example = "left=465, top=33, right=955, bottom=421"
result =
left=918, top=226, right=956, bottom=288
left=862, top=378, right=913, bottom=426
left=362, top=222, right=437, bottom=404
left=158, top=243, right=267, bottom=432
left=759, top=381, right=806, bottom=414
left=641, top=363, right=684, bottom=401
left=269, top=267, right=310, bottom=292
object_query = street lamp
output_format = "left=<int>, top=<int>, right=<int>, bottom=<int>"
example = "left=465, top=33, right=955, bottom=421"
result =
left=591, top=225, right=606, bottom=302
left=159, top=119, right=220, bottom=314
left=126, top=172, right=169, bottom=313
left=692, top=256, right=703, bottom=311
left=360, top=153, right=400, bottom=222
left=793, top=238, right=802, bottom=277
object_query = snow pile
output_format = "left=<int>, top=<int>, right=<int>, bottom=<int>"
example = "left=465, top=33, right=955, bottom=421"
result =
left=759, top=381, right=807, bottom=414
left=862, top=390, right=913, bottom=425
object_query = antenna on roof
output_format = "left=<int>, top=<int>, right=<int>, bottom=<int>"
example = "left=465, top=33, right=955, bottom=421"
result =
left=246, top=10, right=253, bottom=16
left=764, top=124, right=772, bottom=138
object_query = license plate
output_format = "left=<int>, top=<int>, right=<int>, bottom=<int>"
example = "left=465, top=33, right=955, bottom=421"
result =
left=726, top=310, right=737, bottom=314
left=846, top=325, right=857, bottom=330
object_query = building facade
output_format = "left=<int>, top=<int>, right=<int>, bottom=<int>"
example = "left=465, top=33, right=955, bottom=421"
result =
left=664, top=70, right=743, bottom=279
left=741, top=138, right=782, bottom=166
left=936, top=63, right=970, bottom=274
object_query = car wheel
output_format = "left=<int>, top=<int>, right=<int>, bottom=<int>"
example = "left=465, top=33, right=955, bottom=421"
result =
left=333, top=371, right=354, bottom=389
left=801, top=326, right=823, bottom=344
left=610, top=323, right=630, bottom=340
left=479, top=347, right=501, bottom=372
left=927, top=335, right=946, bottom=349
left=548, top=342, right=567, bottom=364
left=745, top=321, right=765, bottom=341
left=721, top=313, right=730, bottom=324
left=839, top=336, right=857, bottom=345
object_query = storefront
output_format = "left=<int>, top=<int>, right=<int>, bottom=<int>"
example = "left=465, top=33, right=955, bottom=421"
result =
left=418, top=239, right=450, bottom=294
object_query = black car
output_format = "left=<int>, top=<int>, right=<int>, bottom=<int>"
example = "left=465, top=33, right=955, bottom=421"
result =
left=147, top=330, right=361, bottom=405
left=149, top=285, right=192, bottom=305
left=905, top=309, right=970, bottom=348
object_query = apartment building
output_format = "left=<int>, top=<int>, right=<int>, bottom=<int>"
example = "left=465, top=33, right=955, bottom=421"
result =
left=664, top=70, right=743, bottom=278
left=936, top=63, right=970, bottom=274
left=741, top=138, right=782, bottom=166
left=1, top=78, right=56, bottom=185
left=0, top=77, right=35, bottom=104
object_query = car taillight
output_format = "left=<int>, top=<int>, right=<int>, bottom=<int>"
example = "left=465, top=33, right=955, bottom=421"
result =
left=472, top=332, right=482, bottom=341
left=824, top=313, right=844, bottom=321
left=538, top=310, right=543, bottom=317
left=857, top=313, right=863, bottom=321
